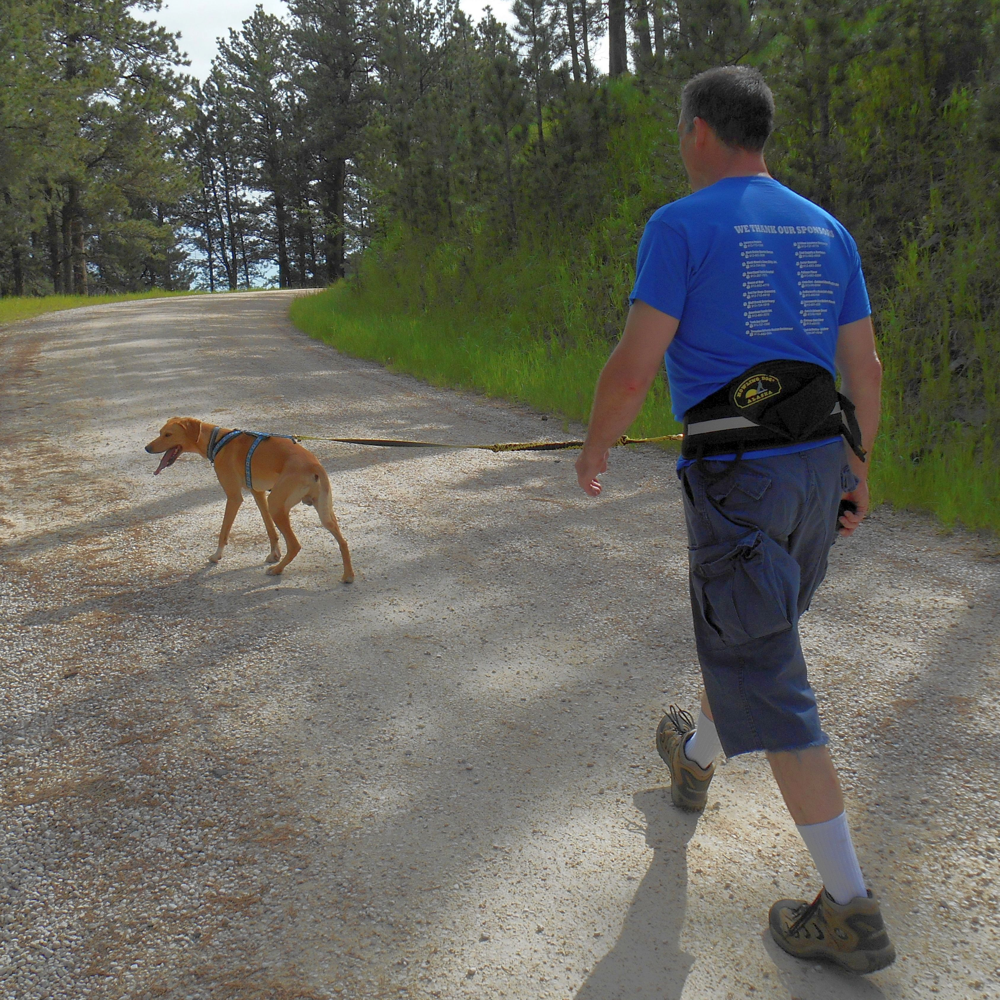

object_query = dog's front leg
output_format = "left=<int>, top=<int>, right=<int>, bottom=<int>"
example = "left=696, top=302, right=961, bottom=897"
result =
left=210, top=493, right=243, bottom=563
left=251, top=489, right=281, bottom=564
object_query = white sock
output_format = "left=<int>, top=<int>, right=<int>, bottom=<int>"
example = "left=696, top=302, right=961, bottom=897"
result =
left=796, top=811, right=867, bottom=905
left=683, top=710, right=722, bottom=769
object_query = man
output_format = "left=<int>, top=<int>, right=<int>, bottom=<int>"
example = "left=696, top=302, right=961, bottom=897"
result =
left=575, top=66, right=894, bottom=974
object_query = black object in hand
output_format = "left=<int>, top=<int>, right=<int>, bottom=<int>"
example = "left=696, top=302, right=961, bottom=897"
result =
left=837, top=498, right=858, bottom=527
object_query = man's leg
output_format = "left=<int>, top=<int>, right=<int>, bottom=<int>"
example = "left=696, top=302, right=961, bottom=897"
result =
left=767, top=745, right=867, bottom=905
left=680, top=691, right=723, bottom=768
left=687, top=693, right=867, bottom=904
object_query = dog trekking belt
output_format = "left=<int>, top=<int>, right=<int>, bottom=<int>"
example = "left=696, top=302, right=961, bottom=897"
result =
left=681, top=360, right=865, bottom=462
left=206, top=426, right=297, bottom=490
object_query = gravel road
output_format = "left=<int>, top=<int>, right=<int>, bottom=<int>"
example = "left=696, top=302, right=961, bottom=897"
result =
left=1, top=291, right=997, bottom=1000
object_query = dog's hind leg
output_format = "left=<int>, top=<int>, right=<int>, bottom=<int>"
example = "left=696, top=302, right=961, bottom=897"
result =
left=251, top=488, right=281, bottom=564
left=265, top=485, right=303, bottom=576
left=210, top=492, right=243, bottom=563
left=316, top=471, right=354, bottom=583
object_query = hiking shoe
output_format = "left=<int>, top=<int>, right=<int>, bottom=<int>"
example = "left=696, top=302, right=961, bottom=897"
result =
left=769, top=888, right=896, bottom=974
left=655, top=705, right=715, bottom=811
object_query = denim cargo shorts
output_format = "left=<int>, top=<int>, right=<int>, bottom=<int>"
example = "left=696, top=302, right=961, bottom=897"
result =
left=680, top=440, right=857, bottom=757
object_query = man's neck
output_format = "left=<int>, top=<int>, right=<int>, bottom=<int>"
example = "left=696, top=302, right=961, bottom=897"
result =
left=690, top=152, right=770, bottom=192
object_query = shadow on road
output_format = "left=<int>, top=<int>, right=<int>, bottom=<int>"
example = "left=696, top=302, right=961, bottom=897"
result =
left=762, top=932, right=887, bottom=999
left=575, top=788, right=698, bottom=1000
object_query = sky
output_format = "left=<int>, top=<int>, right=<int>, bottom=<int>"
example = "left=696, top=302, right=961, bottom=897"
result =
left=154, top=0, right=514, bottom=80
left=153, top=0, right=608, bottom=81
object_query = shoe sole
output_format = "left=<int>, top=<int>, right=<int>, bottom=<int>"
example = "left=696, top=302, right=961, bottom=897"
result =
left=769, top=925, right=897, bottom=974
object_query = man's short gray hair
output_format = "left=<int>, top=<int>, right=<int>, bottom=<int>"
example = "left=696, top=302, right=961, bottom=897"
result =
left=680, top=66, right=775, bottom=152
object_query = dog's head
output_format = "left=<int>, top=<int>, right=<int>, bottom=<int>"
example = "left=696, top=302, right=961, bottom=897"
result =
left=145, top=417, right=203, bottom=475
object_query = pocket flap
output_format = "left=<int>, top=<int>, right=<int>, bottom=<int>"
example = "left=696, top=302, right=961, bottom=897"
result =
left=694, top=530, right=765, bottom=579
left=707, top=470, right=772, bottom=504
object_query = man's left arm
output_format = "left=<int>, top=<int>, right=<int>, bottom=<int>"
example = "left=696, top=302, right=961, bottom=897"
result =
left=576, top=301, right=680, bottom=496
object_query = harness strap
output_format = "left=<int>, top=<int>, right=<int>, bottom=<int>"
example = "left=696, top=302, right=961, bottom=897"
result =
left=244, top=434, right=270, bottom=490
left=207, top=427, right=243, bottom=464
left=205, top=426, right=297, bottom=490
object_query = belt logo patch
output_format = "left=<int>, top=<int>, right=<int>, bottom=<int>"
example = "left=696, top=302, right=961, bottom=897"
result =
left=734, top=373, right=782, bottom=408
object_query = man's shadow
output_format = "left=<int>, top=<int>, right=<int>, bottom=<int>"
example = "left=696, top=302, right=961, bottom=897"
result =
left=575, top=788, right=700, bottom=1000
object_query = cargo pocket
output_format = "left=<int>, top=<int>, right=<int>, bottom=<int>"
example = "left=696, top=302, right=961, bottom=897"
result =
left=691, top=530, right=799, bottom=646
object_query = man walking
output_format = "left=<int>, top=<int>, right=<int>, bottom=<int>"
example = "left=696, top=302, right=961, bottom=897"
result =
left=575, top=66, right=893, bottom=974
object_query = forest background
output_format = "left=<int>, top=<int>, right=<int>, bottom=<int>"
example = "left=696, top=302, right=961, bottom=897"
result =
left=1, top=0, right=998, bottom=530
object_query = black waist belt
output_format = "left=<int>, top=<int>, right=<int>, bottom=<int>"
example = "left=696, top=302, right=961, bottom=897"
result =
left=682, top=360, right=865, bottom=462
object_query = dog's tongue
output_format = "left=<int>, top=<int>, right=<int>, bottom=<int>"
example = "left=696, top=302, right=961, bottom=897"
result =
left=154, top=447, right=181, bottom=475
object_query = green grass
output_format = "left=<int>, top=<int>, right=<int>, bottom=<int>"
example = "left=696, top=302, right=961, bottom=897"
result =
left=290, top=282, right=681, bottom=441
left=0, top=289, right=199, bottom=328
left=293, top=282, right=999, bottom=535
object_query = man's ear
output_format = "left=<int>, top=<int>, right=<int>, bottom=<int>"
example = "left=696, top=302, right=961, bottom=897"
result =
left=692, top=116, right=712, bottom=148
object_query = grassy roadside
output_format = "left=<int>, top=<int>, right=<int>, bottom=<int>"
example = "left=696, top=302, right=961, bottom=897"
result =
left=290, top=282, right=681, bottom=442
left=292, top=283, right=999, bottom=535
left=0, top=290, right=199, bottom=328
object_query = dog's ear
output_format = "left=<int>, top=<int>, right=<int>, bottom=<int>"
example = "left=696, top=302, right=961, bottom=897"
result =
left=176, top=417, right=202, bottom=444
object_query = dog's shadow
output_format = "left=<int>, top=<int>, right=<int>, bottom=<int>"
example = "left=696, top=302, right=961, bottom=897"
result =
left=575, top=788, right=699, bottom=1000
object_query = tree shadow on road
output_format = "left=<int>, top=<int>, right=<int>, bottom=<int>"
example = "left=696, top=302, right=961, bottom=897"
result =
left=575, top=788, right=699, bottom=1000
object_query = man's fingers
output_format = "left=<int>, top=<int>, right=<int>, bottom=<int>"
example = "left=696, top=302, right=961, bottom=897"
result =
left=837, top=513, right=861, bottom=536
left=575, top=448, right=609, bottom=496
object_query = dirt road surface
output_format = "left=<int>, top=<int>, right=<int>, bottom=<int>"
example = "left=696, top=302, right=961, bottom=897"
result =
left=1, top=291, right=997, bottom=1000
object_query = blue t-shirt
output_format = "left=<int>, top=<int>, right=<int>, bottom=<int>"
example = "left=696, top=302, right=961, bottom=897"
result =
left=630, top=175, right=871, bottom=423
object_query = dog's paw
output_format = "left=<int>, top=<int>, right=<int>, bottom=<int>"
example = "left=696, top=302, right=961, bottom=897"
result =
left=265, top=552, right=280, bottom=564
left=266, top=566, right=283, bottom=576
left=208, top=553, right=223, bottom=564
left=341, top=574, right=355, bottom=584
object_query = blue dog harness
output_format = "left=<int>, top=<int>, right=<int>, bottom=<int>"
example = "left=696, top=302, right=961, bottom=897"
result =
left=206, top=426, right=297, bottom=491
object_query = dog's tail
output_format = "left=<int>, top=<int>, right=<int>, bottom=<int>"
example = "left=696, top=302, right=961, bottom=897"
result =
left=314, top=468, right=331, bottom=514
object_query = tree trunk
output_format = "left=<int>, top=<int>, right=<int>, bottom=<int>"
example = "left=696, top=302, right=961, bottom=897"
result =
left=581, top=0, right=594, bottom=82
left=297, top=196, right=307, bottom=288
left=503, top=128, right=518, bottom=242
left=47, top=209, right=62, bottom=293
left=652, top=0, right=665, bottom=59
left=634, top=0, right=653, bottom=69
left=220, top=156, right=240, bottom=289
left=609, top=0, right=628, bottom=77
left=566, top=0, right=582, bottom=83
left=72, top=212, right=88, bottom=295
left=237, top=207, right=251, bottom=289
left=61, top=200, right=73, bottom=293
left=322, top=158, right=347, bottom=283
left=213, top=200, right=236, bottom=290
left=63, top=185, right=88, bottom=295
left=308, top=211, right=318, bottom=286
left=205, top=206, right=216, bottom=293
left=157, top=202, right=174, bottom=291
left=274, top=193, right=290, bottom=289
left=535, top=75, right=547, bottom=157
left=10, top=243, right=23, bottom=296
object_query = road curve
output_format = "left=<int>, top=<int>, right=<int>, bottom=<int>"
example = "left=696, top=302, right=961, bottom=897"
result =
left=1, top=291, right=997, bottom=1000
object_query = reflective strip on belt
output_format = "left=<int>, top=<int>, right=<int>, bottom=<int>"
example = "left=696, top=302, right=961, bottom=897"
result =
left=685, top=402, right=842, bottom=438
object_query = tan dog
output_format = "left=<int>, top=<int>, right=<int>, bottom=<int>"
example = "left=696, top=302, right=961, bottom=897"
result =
left=145, top=417, right=354, bottom=581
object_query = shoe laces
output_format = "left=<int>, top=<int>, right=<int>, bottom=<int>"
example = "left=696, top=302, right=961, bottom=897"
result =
left=665, top=705, right=696, bottom=736
left=786, top=890, right=826, bottom=937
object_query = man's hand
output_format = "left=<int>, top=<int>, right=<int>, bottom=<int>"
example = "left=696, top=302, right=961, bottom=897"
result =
left=575, top=301, right=679, bottom=497
left=576, top=445, right=609, bottom=496
left=837, top=479, right=869, bottom=537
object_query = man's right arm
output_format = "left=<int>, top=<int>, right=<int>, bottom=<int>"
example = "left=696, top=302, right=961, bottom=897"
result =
left=834, top=315, right=882, bottom=535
